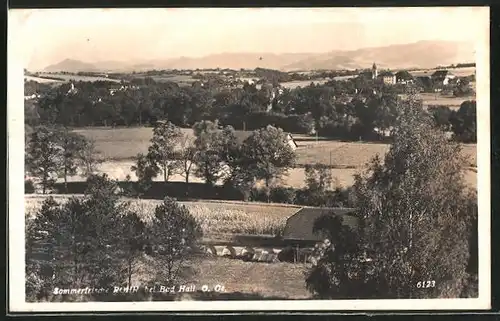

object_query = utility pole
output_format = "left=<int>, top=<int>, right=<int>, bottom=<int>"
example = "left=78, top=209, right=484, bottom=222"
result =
left=330, top=150, right=333, bottom=189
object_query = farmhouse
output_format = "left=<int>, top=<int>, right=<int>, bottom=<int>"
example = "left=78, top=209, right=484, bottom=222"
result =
left=379, top=71, right=397, bottom=85
left=282, top=207, right=358, bottom=243
left=234, top=130, right=298, bottom=151
left=431, top=70, right=456, bottom=85
left=395, top=71, right=414, bottom=84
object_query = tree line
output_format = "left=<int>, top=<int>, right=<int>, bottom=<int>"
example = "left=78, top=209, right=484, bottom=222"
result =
left=25, top=74, right=476, bottom=143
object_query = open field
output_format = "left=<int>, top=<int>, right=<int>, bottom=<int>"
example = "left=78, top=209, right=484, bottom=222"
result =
left=25, top=195, right=301, bottom=240
left=24, top=75, right=64, bottom=84
left=419, top=93, right=476, bottom=108
left=144, top=75, right=198, bottom=86
left=280, top=79, right=330, bottom=89
left=36, top=73, right=122, bottom=83
left=63, top=127, right=478, bottom=189
left=410, top=66, right=475, bottom=78
left=72, top=127, right=314, bottom=161
left=72, top=126, right=477, bottom=166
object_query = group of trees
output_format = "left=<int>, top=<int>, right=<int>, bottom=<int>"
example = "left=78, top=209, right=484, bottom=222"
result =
left=26, top=175, right=201, bottom=301
left=428, top=100, right=477, bottom=143
left=305, top=92, right=478, bottom=299
left=132, top=120, right=296, bottom=202
left=25, top=126, right=102, bottom=193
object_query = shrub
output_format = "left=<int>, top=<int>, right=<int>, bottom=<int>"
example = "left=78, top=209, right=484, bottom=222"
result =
left=25, top=179, right=36, bottom=194
left=269, top=187, right=296, bottom=204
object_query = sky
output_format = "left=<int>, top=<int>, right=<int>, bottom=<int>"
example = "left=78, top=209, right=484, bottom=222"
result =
left=9, top=7, right=489, bottom=70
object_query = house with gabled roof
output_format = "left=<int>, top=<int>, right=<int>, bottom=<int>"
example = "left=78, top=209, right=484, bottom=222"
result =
left=233, top=130, right=298, bottom=151
left=378, top=71, right=397, bottom=85
left=431, top=70, right=456, bottom=85
left=282, top=207, right=358, bottom=242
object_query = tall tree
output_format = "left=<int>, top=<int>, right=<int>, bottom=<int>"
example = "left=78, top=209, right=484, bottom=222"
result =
left=354, top=92, right=476, bottom=298
left=450, top=100, right=477, bottom=143
left=130, top=153, right=159, bottom=196
left=147, top=197, right=202, bottom=285
left=148, top=121, right=183, bottom=182
left=192, top=120, right=236, bottom=186
left=77, top=138, right=103, bottom=178
left=178, top=134, right=197, bottom=183
left=25, top=126, right=63, bottom=194
left=117, top=211, right=146, bottom=288
left=306, top=91, right=477, bottom=299
left=240, top=125, right=296, bottom=201
left=59, top=129, right=88, bottom=193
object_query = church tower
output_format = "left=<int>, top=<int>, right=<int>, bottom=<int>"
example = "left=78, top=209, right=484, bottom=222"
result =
left=372, top=62, right=378, bottom=79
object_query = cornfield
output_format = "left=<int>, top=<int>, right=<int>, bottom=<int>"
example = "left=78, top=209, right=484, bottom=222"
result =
left=24, top=196, right=300, bottom=239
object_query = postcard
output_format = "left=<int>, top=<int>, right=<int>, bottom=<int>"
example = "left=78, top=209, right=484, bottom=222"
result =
left=8, top=6, right=491, bottom=312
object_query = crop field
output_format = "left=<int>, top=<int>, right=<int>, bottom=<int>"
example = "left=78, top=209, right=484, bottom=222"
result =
left=25, top=196, right=300, bottom=240
left=36, top=73, right=122, bottom=83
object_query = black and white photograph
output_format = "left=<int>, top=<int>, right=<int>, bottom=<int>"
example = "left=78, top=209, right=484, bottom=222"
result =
left=8, top=7, right=491, bottom=312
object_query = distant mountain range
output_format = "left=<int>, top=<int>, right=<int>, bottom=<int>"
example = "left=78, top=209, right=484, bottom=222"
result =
left=41, top=40, right=475, bottom=73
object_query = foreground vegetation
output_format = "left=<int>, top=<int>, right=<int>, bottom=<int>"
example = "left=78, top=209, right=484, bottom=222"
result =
left=25, top=196, right=298, bottom=239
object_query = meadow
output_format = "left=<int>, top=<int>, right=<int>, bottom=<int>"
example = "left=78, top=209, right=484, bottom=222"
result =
left=25, top=195, right=301, bottom=241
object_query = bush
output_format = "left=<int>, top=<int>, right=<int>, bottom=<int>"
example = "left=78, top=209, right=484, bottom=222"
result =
left=269, top=187, right=296, bottom=204
left=25, top=179, right=36, bottom=194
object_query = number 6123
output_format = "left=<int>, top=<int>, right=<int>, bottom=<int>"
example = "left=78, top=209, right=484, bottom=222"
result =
left=416, top=280, right=435, bottom=288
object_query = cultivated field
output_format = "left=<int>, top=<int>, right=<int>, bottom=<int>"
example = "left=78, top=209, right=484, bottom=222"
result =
left=36, top=73, right=122, bottom=83
left=25, top=195, right=301, bottom=241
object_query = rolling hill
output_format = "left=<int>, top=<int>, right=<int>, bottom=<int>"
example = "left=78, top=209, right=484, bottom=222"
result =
left=43, top=40, right=474, bottom=73
left=43, top=59, right=100, bottom=73
left=283, top=40, right=474, bottom=71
